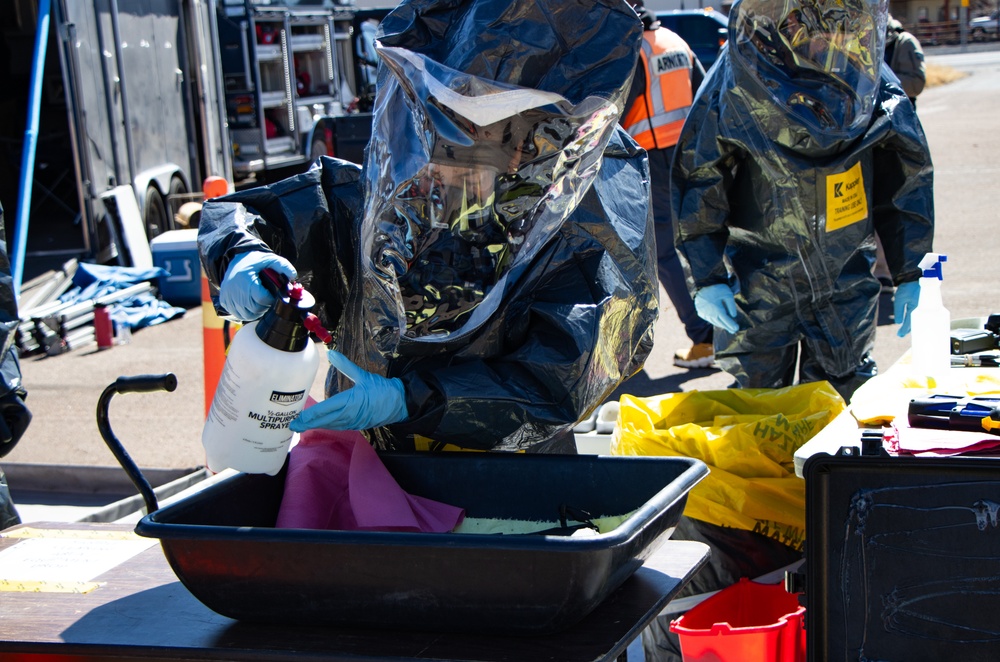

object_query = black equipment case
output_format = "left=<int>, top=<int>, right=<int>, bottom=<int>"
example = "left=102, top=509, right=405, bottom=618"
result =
left=803, top=447, right=1000, bottom=661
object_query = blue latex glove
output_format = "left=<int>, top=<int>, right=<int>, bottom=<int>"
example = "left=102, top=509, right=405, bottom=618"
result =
left=894, top=280, right=920, bottom=338
left=219, top=251, right=297, bottom=321
left=290, top=350, right=409, bottom=432
left=694, top=283, right=740, bottom=334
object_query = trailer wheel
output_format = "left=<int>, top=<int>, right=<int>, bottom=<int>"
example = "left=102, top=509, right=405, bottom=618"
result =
left=143, top=185, right=169, bottom=241
left=310, top=139, right=330, bottom=161
left=168, top=176, right=188, bottom=200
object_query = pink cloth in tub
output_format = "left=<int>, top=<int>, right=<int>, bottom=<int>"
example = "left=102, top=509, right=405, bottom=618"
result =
left=275, top=400, right=465, bottom=532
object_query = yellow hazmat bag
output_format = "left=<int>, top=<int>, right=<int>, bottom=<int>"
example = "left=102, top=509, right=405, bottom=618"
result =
left=611, top=382, right=846, bottom=551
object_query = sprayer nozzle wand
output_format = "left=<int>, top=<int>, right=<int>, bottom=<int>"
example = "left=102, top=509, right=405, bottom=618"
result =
left=303, top=313, right=333, bottom=345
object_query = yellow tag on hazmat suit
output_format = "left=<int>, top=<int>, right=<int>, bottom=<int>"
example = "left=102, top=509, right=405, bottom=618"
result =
left=611, top=382, right=846, bottom=551
left=825, top=161, right=868, bottom=231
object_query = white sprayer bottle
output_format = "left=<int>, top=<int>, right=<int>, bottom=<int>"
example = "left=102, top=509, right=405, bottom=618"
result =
left=202, top=277, right=320, bottom=475
left=909, top=253, right=950, bottom=377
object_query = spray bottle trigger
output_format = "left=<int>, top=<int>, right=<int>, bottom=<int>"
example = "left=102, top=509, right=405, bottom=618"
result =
left=918, top=253, right=948, bottom=279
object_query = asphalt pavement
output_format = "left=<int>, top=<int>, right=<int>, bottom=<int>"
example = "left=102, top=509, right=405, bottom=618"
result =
left=6, top=45, right=1000, bottom=517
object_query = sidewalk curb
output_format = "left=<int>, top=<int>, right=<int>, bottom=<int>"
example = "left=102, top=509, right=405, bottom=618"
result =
left=4, top=462, right=204, bottom=495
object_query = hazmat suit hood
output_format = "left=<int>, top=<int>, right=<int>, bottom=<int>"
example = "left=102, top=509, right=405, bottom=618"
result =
left=727, top=0, right=887, bottom=148
left=355, top=0, right=641, bottom=355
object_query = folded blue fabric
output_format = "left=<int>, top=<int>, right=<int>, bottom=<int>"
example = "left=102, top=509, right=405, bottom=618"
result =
left=61, top=262, right=185, bottom=329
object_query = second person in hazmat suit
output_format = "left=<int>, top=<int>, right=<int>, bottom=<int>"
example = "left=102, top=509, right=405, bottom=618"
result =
left=641, top=0, right=933, bottom=658
left=671, top=0, right=934, bottom=401
left=198, top=0, right=659, bottom=453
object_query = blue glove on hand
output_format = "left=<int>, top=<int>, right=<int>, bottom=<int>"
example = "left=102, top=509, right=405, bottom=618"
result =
left=219, top=251, right=297, bottom=321
left=694, top=284, right=740, bottom=334
left=290, top=350, right=409, bottom=432
left=894, top=280, right=920, bottom=338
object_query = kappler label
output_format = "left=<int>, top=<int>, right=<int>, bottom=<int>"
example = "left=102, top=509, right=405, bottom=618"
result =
left=825, top=161, right=868, bottom=231
left=269, top=389, right=305, bottom=405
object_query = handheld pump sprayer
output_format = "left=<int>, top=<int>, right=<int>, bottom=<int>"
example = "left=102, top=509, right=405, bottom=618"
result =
left=201, top=269, right=334, bottom=476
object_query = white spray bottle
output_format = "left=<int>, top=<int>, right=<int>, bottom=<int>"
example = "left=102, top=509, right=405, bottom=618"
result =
left=909, top=253, right=950, bottom=377
left=202, top=272, right=320, bottom=475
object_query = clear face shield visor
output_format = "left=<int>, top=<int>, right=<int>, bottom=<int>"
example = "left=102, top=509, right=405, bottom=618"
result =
left=385, top=158, right=518, bottom=339
left=731, top=0, right=886, bottom=132
left=363, top=43, right=621, bottom=342
left=408, top=163, right=503, bottom=240
left=772, top=0, right=881, bottom=87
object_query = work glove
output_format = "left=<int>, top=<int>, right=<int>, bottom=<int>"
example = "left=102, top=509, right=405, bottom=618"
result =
left=290, top=350, right=409, bottom=432
left=694, top=283, right=740, bottom=334
left=894, top=280, right=921, bottom=338
left=219, top=251, right=297, bottom=321
left=0, top=392, right=31, bottom=459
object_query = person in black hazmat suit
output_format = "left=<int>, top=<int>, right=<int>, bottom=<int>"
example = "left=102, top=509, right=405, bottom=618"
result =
left=642, top=0, right=934, bottom=657
left=0, top=202, right=33, bottom=530
left=670, top=0, right=934, bottom=402
left=198, top=0, right=659, bottom=453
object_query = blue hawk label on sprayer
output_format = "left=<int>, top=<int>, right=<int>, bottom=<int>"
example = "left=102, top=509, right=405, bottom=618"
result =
left=910, top=253, right=950, bottom=377
left=201, top=274, right=320, bottom=475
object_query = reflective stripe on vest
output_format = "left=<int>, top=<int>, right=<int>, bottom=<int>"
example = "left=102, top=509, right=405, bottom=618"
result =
left=622, top=30, right=696, bottom=150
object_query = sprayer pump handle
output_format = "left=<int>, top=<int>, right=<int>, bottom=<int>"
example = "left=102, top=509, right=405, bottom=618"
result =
left=260, top=268, right=290, bottom=296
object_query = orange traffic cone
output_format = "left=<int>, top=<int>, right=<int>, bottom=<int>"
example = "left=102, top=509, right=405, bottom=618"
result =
left=202, top=175, right=230, bottom=200
left=201, top=176, right=238, bottom=415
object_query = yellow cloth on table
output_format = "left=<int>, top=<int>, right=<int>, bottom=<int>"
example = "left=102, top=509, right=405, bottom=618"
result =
left=611, top=382, right=846, bottom=551
left=849, top=366, right=1000, bottom=426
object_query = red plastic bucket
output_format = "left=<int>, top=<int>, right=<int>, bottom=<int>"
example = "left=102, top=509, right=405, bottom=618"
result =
left=669, top=578, right=805, bottom=662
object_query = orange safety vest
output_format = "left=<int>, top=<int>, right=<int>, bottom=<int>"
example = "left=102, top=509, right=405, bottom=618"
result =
left=622, top=28, right=696, bottom=151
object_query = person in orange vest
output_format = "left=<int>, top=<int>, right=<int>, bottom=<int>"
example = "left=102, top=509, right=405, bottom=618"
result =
left=621, top=2, right=714, bottom=370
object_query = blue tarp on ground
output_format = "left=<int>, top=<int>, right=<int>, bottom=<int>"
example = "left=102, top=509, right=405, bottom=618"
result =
left=63, top=263, right=185, bottom=330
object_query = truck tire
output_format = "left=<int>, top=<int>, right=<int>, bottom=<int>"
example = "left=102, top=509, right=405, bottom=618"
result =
left=167, top=176, right=188, bottom=226
left=143, top=185, right=169, bottom=241
left=168, top=176, right=188, bottom=200
left=310, top=138, right=330, bottom=161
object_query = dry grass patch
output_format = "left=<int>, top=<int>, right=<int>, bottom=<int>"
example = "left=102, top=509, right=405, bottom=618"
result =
left=926, top=63, right=968, bottom=87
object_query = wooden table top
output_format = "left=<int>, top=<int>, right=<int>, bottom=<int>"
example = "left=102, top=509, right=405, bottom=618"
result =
left=0, top=521, right=709, bottom=662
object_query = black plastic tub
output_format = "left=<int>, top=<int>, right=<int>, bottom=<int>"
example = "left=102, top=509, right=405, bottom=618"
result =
left=136, top=452, right=706, bottom=634
left=97, top=374, right=706, bottom=635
